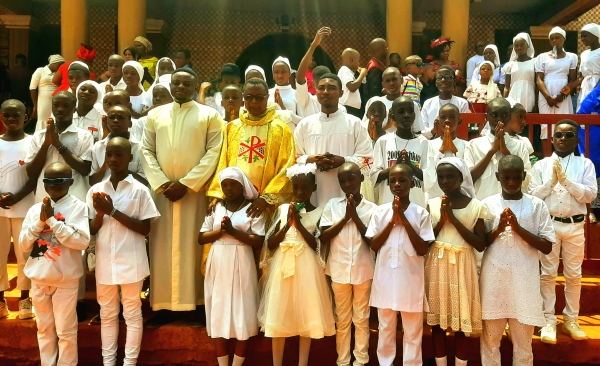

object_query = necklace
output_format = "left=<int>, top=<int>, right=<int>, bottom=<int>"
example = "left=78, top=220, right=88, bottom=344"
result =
left=393, top=132, right=415, bottom=156
left=224, top=199, right=247, bottom=220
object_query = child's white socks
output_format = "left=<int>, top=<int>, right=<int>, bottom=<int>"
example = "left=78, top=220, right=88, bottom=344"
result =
left=217, top=355, right=229, bottom=366
left=232, top=355, right=245, bottom=366
left=455, top=357, right=468, bottom=366
left=435, top=356, right=447, bottom=366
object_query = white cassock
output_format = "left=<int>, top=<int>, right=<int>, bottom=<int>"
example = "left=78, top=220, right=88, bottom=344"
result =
left=141, top=100, right=224, bottom=311
left=294, top=110, right=373, bottom=207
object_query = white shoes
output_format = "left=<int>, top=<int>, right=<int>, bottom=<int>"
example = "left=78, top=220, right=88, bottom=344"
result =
left=562, top=320, right=588, bottom=340
left=0, top=300, right=9, bottom=319
left=540, top=323, right=557, bottom=344
left=18, top=298, right=35, bottom=320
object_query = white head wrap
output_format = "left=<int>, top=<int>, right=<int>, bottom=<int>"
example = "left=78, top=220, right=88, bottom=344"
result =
left=581, top=23, right=600, bottom=39
left=154, top=57, right=176, bottom=85
left=75, top=80, right=104, bottom=109
left=484, top=44, right=501, bottom=68
left=510, top=33, right=535, bottom=62
left=245, top=65, right=266, bottom=81
left=48, top=54, right=65, bottom=65
left=549, top=26, right=567, bottom=58
left=286, top=163, right=317, bottom=179
left=122, top=60, right=144, bottom=91
left=478, top=61, right=497, bottom=103
left=218, top=166, right=259, bottom=200
left=272, top=56, right=292, bottom=73
left=68, top=61, right=89, bottom=71
left=436, top=157, right=476, bottom=199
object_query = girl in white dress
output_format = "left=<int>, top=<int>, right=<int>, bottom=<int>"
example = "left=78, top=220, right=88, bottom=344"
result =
left=577, top=23, right=600, bottom=111
left=198, top=166, right=265, bottom=366
left=122, top=61, right=148, bottom=118
left=269, top=57, right=298, bottom=113
left=425, top=157, right=487, bottom=366
left=504, top=33, right=536, bottom=112
left=30, top=55, right=65, bottom=130
left=536, top=27, right=578, bottom=140
left=470, top=45, right=504, bottom=94
left=258, top=164, right=335, bottom=366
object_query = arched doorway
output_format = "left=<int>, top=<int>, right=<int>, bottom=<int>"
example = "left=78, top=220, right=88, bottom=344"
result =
left=236, top=33, right=335, bottom=87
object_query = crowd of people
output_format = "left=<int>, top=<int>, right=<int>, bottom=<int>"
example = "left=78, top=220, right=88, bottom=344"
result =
left=0, top=22, right=599, bottom=366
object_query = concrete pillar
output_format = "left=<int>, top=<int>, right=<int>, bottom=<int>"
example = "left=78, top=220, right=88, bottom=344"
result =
left=118, top=0, right=147, bottom=54
left=442, top=0, right=469, bottom=76
left=386, top=0, right=412, bottom=68
left=60, top=0, right=89, bottom=61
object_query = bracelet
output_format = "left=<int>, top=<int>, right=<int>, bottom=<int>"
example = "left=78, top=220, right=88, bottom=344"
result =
left=57, top=145, right=68, bottom=154
left=110, top=208, right=117, bottom=217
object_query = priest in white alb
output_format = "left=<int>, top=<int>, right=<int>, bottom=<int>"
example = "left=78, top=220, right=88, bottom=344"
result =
left=294, top=73, right=373, bottom=206
left=141, top=68, right=223, bottom=326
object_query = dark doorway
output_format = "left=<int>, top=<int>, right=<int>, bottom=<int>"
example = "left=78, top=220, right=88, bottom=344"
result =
left=495, top=29, right=524, bottom=64
left=414, top=29, right=442, bottom=61
left=236, top=33, right=335, bottom=87
left=32, top=25, right=61, bottom=69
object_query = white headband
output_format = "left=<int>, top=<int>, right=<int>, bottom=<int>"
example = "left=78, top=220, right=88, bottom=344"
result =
left=272, top=56, right=291, bottom=73
left=286, top=163, right=317, bottom=179
left=549, top=26, right=566, bottom=39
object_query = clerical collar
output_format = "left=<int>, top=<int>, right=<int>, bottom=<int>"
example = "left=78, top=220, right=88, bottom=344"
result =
left=174, top=99, right=194, bottom=108
left=319, top=109, right=342, bottom=121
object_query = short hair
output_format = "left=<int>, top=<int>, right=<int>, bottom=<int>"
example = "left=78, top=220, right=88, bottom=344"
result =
left=439, top=102, right=459, bottom=114
left=69, top=63, right=90, bottom=78
left=312, top=65, right=331, bottom=82
left=172, top=67, right=198, bottom=80
left=510, top=103, right=525, bottom=113
left=390, top=52, right=400, bottom=59
left=46, top=162, right=72, bottom=177
left=392, top=95, right=414, bottom=110
left=367, top=100, right=386, bottom=112
left=437, top=65, right=455, bottom=75
left=1, top=99, right=26, bottom=112
left=498, top=155, right=524, bottom=171
left=243, top=77, right=268, bottom=92
left=106, top=104, right=131, bottom=119
left=555, top=119, right=579, bottom=131
left=318, top=73, right=342, bottom=89
left=53, top=91, right=77, bottom=106
left=177, top=49, right=191, bottom=59
left=107, top=136, right=132, bottom=154
left=391, top=162, right=415, bottom=178
left=423, top=63, right=434, bottom=70
left=338, top=161, right=361, bottom=174
left=488, top=97, right=510, bottom=109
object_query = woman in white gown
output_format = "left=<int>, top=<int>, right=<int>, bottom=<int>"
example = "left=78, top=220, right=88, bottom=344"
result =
left=30, top=54, right=65, bottom=130
left=577, top=23, right=600, bottom=111
left=536, top=27, right=578, bottom=140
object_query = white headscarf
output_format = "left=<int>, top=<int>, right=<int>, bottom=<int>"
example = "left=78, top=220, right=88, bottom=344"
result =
left=510, top=33, right=535, bottom=62
left=75, top=80, right=104, bottom=109
left=122, top=60, right=144, bottom=91
left=436, top=157, right=476, bottom=199
left=154, top=57, right=176, bottom=86
left=478, top=61, right=497, bottom=103
left=272, top=56, right=291, bottom=73
left=549, top=26, right=567, bottom=58
left=68, top=61, right=89, bottom=71
left=48, top=54, right=65, bottom=65
left=218, top=166, right=259, bottom=200
left=581, top=23, right=600, bottom=39
left=245, top=65, right=266, bottom=81
left=484, top=44, right=501, bottom=68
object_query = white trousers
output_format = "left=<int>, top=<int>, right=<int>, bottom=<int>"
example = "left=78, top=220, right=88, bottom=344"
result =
left=539, top=221, right=585, bottom=323
left=376, top=309, right=423, bottom=366
left=97, top=280, right=144, bottom=366
left=0, top=217, right=31, bottom=291
left=480, top=318, right=534, bottom=366
left=32, top=283, right=79, bottom=366
left=331, top=280, right=372, bottom=366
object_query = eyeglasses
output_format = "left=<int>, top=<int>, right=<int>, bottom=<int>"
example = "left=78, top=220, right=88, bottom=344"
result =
left=244, top=94, right=268, bottom=102
left=435, top=75, right=455, bottom=81
left=553, top=131, right=576, bottom=139
left=406, top=62, right=425, bottom=67
left=42, top=178, right=72, bottom=186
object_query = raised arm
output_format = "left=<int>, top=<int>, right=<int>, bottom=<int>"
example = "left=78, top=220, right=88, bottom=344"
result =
left=296, top=27, right=331, bottom=85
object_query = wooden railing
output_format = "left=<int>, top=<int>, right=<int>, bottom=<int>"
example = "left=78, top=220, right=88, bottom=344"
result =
left=458, top=113, right=600, bottom=260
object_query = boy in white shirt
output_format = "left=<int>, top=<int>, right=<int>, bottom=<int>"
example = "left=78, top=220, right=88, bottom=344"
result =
left=366, top=163, right=435, bottom=366
left=320, top=162, right=377, bottom=366
left=371, top=96, right=428, bottom=207
left=89, top=105, right=146, bottom=186
left=294, top=73, right=372, bottom=206
left=99, top=54, right=126, bottom=92
left=88, top=137, right=160, bottom=365
left=338, top=49, right=368, bottom=118
left=0, top=100, right=36, bottom=319
left=480, top=155, right=554, bottom=366
left=20, top=162, right=90, bottom=366
left=529, top=120, right=597, bottom=343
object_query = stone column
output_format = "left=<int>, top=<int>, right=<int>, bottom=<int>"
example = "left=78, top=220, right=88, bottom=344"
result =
left=386, top=0, right=412, bottom=68
left=118, top=0, right=147, bottom=53
left=61, top=0, right=89, bottom=61
left=442, top=0, right=469, bottom=75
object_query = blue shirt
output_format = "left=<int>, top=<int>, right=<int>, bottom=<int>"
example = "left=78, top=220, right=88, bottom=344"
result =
left=577, top=84, right=600, bottom=177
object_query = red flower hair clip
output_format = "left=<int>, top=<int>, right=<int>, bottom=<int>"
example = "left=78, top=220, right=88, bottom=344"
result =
left=430, top=37, right=454, bottom=49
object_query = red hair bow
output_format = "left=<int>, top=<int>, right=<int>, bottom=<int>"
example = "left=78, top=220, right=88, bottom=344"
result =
left=77, top=45, right=96, bottom=62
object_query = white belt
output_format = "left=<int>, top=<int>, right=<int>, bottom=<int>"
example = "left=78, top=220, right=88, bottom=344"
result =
left=434, top=241, right=465, bottom=265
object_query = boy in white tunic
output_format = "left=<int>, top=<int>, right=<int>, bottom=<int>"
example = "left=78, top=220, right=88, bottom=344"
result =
left=20, top=162, right=90, bottom=366
left=99, top=54, right=126, bottom=92
left=294, top=73, right=372, bottom=207
left=464, top=97, right=531, bottom=201
left=529, top=120, right=597, bottom=343
left=366, top=163, right=435, bottom=366
left=88, top=137, right=159, bottom=366
left=88, top=105, right=146, bottom=186
left=480, top=155, right=555, bottom=366
left=371, top=96, right=428, bottom=207
left=0, top=100, right=36, bottom=319
left=320, top=162, right=377, bottom=366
